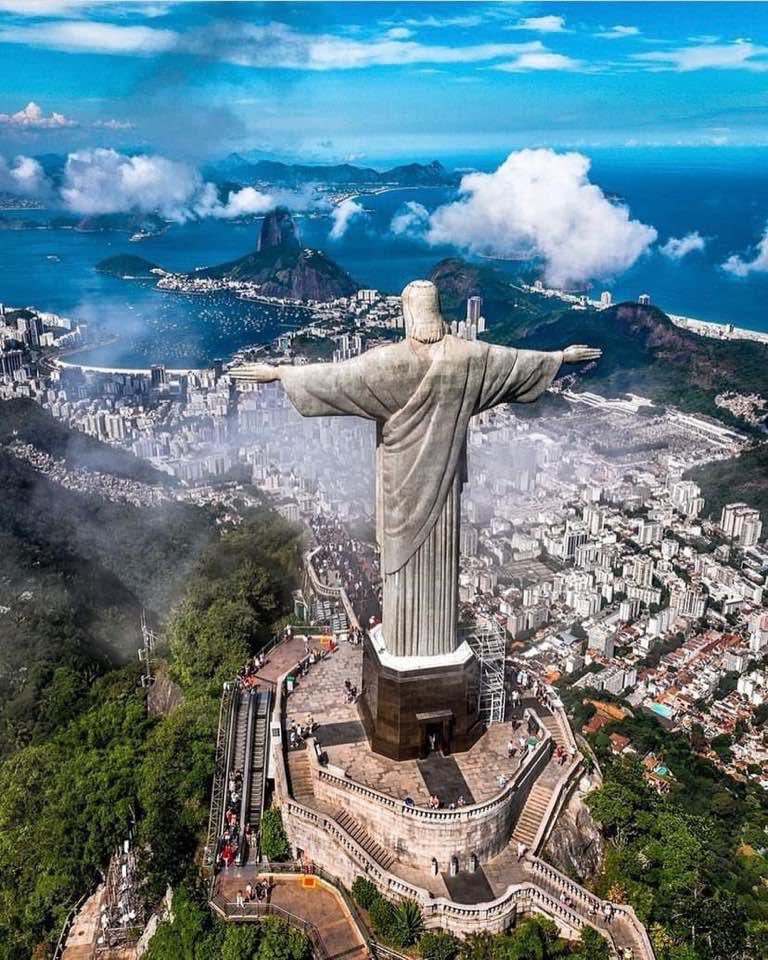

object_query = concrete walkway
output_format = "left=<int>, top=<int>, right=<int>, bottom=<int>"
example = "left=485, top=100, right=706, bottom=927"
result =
left=216, top=872, right=367, bottom=960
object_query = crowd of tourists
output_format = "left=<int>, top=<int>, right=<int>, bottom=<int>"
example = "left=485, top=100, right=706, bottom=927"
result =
left=237, top=652, right=266, bottom=688
left=310, top=514, right=382, bottom=625
left=215, top=767, right=256, bottom=872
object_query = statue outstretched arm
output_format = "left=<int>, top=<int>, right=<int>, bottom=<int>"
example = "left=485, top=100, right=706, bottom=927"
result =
left=563, top=344, right=602, bottom=364
left=229, top=362, right=283, bottom=384
left=231, top=355, right=391, bottom=421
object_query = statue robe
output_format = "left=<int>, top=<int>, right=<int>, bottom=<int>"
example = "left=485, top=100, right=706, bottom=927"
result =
left=281, top=335, right=562, bottom=657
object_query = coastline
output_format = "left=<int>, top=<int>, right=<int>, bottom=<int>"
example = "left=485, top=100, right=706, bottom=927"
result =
left=521, top=282, right=768, bottom=347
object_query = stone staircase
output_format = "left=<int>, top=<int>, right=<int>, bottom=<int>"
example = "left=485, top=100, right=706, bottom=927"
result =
left=512, top=780, right=555, bottom=847
left=287, top=749, right=316, bottom=805
left=538, top=713, right=567, bottom=748
left=334, top=810, right=396, bottom=871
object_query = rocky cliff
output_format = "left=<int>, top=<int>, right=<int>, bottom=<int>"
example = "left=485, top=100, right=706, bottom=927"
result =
left=197, top=207, right=358, bottom=301
left=543, top=787, right=605, bottom=884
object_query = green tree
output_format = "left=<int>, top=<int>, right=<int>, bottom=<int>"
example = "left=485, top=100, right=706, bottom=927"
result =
left=390, top=899, right=424, bottom=947
left=259, top=809, right=290, bottom=861
left=571, top=926, right=610, bottom=960
left=256, top=916, right=311, bottom=960
left=351, top=876, right=379, bottom=910
left=369, top=897, right=396, bottom=942
left=419, top=931, right=461, bottom=960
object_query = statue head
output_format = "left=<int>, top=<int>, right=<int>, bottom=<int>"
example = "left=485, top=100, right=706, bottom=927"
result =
left=401, top=280, right=446, bottom=344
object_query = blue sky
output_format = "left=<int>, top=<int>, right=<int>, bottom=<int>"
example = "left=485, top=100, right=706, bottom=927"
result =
left=2, top=1, right=768, bottom=163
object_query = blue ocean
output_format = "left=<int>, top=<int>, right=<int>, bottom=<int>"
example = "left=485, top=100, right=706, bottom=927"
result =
left=2, top=147, right=768, bottom=368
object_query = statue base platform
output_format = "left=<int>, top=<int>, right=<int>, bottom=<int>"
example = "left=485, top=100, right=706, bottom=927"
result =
left=359, top=627, right=483, bottom=761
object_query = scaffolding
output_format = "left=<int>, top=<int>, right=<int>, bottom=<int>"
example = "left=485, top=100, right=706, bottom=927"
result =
left=138, top=610, right=157, bottom=689
left=95, top=836, right=144, bottom=953
left=460, top=617, right=507, bottom=725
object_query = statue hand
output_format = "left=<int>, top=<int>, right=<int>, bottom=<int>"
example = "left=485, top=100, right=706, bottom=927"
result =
left=230, top=362, right=282, bottom=384
left=563, top=345, right=602, bottom=364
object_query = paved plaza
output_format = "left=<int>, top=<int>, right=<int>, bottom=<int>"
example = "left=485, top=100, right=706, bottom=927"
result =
left=216, top=872, right=366, bottom=960
left=285, top=641, right=539, bottom=808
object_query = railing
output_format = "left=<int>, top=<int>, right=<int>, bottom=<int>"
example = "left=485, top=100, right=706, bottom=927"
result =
left=525, top=857, right=655, bottom=958
left=314, top=731, right=552, bottom=824
left=530, top=756, right=582, bottom=855
left=52, top=892, right=89, bottom=960
left=204, top=681, right=236, bottom=875
left=211, top=893, right=330, bottom=960
left=271, top=662, right=654, bottom=957
left=305, top=549, right=361, bottom=630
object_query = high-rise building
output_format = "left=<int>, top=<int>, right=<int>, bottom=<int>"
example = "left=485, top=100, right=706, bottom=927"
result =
left=638, top=293, right=651, bottom=305
left=150, top=364, right=166, bottom=389
left=466, top=296, right=482, bottom=325
left=749, top=612, right=768, bottom=655
left=600, top=291, right=613, bottom=307
left=720, top=502, right=763, bottom=545
left=562, top=522, right=588, bottom=561
left=633, top=555, right=655, bottom=588
left=636, top=518, right=663, bottom=546
left=669, top=581, right=707, bottom=619
left=670, top=480, right=704, bottom=518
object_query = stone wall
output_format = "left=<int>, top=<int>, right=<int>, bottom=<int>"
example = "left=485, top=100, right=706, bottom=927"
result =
left=311, top=738, right=552, bottom=871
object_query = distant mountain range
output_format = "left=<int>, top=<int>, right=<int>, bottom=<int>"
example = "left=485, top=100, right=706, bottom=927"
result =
left=204, top=155, right=457, bottom=187
left=98, top=208, right=359, bottom=301
left=429, top=257, right=768, bottom=429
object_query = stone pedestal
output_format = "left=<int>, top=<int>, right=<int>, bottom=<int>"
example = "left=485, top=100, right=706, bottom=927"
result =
left=358, top=627, right=482, bottom=761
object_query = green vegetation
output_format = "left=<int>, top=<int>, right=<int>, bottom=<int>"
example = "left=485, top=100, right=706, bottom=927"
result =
left=0, top=428, right=218, bottom=754
left=431, top=258, right=768, bottom=430
left=95, top=253, right=161, bottom=278
left=144, top=884, right=311, bottom=960
left=686, top=443, right=768, bottom=526
left=0, top=398, right=171, bottom=484
left=350, top=876, right=379, bottom=910
left=351, top=879, right=606, bottom=958
left=259, top=809, right=290, bottom=861
left=0, top=468, right=302, bottom=960
left=581, top=711, right=768, bottom=960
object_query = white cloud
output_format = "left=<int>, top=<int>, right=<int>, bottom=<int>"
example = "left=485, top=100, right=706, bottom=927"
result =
left=0, top=101, right=77, bottom=129
left=399, top=15, right=485, bottom=29
left=0, top=17, right=549, bottom=70
left=495, top=51, right=584, bottom=72
left=509, top=15, right=569, bottom=34
left=60, top=148, right=203, bottom=218
left=0, top=147, right=316, bottom=220
left=210, top=185, right=319, bottom=220
left=93, top=118, right=134, bottom=130
left=0, top=20, right=177, bottom=55
left=596, top=25, right=640, bottom=40
left=0, top=154, right=51, bottom=197
left=395, top=149, right=657, bottom=288
left=329, top=198, right=364, bottom=239
left=660, top=231, right=707, bottom=259
left=385, top=27, right=414, bottom=41
left=390, top=201, right=431, bottom=238
left=722, top=227, right=768, bottom=277
left=633, top=40, right=768, bottom=72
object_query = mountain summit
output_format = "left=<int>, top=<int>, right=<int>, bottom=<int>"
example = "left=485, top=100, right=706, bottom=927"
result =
left=258, top=206, right=301, bottom=254
left=198, top=208, right=358, bottom=301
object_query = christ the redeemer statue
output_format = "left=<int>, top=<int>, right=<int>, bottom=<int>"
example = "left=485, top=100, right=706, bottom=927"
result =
left=232, top=280, right=600, bottom=660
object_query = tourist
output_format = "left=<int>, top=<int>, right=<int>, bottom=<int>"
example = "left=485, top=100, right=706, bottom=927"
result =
left=507, top=738, right=516, bottom=759
left=517, top=842, right=527, bottom=862
left=236, top=890, right=245, bottom=909
left=245, top=883, right=253, bottom=901
left=457, top=794, right=466, bottom=807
